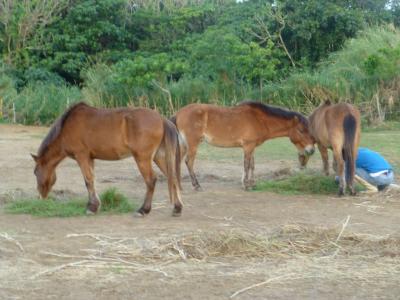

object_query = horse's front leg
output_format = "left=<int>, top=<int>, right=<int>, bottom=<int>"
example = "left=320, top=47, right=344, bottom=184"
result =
left=242, top=145, right=255, bottom=190
left=76, top=156, right=100, bottom=214
left=249, top=154, right=256, bottom=188
left=318, top=144, right=329, bottom=176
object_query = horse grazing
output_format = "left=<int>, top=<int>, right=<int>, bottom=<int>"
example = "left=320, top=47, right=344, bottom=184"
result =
left=31, top=102, right=183, bottom=216
left=309, top=100, right=361, bottom=196
left=171, top=101, right=315, bottom=190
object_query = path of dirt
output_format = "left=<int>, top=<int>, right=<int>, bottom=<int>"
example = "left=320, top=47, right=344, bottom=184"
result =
left=1, top=124, right=399, bottom=300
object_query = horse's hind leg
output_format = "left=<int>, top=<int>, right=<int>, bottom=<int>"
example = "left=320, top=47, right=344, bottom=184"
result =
left=134, top=155, right=157, bottom=216
left=76, top=156, right=100, bottom=214
left=154, top=157, right=183, bottom=216
left=332, top=147, right=345, bottom=196
left=318, top=144, right=329, bottom=176
left=185, top=140, right=202, bottom=191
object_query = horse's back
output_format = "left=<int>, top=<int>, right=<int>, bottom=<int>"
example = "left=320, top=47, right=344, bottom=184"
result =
left=325, top=103, right=360, bottom=135
left=326, top=103, right=360, bottom=120
left=310, top=102, right=360, bottom=147
left=175, top=103, right=264, bottom=147
left=61, top=105, right=164, bottom=160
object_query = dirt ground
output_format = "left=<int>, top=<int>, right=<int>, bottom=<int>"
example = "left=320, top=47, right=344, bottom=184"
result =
left=1, top=124, right=400, bottom=300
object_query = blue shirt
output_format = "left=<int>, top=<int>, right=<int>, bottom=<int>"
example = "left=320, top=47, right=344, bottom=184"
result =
left=356, top=148, right=392, bottom=174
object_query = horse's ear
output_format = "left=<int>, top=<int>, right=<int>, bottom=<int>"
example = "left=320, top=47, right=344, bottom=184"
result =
left=31, top=153, right=39, bottom=162
left=324, top=99, right=332, bottom=105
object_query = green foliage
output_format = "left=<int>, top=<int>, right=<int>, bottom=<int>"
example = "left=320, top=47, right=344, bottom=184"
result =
left=5, top=188, right=135, bottom=217
left=2, top=0, right=400, bottom=124
left=35, top=0, right=133, bottom=82
left=0, top=0, right=68, bottom=67
left=276, top=0, right=366, bottom=65
left=14, top=83, right=81, bottom=125
left=23, top=67, right=66, bottom=86
left=363, top=46, right=400, bottom=80
left=255, top=172, right=365, bottom=195
left=0, top=69, right=17, bottom=105
left=259, top=26, right=400, bottom=121
left=189, top=28, right=279, bottom=83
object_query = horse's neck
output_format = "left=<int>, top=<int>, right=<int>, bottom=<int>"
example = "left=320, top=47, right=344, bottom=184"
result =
left=261, top=116, right=294, bottom=139
left=40, top=141, right=65, bottom=168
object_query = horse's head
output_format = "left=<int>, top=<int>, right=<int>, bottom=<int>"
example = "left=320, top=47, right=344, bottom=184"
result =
left=289, top=116, right=315, bottom=167
left=31, top=154, right=57, bottom=198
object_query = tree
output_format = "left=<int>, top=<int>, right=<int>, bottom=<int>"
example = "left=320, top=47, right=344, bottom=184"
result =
left=0, top=0, right=68, bottom=66
left=189, top=28, right=279, bottom=84
left=33, top=0, right=133, bottom=83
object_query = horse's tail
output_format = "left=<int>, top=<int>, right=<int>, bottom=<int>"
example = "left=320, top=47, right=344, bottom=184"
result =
left=343, top=114, right=357, bottom=185
left=161, top=118, right=182, bottom=208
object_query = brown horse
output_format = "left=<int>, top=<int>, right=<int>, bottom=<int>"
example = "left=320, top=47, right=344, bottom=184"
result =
left=31, top=102, right=183, bottom=216
left=309, top=100, right=361, bottom=196
left=171, top=101, right=315, bottom=190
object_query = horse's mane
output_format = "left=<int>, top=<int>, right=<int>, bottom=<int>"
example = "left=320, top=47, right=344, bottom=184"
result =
left=239, top=100, right=308, bottom=126
left=38, top=102, right=88, bottom=157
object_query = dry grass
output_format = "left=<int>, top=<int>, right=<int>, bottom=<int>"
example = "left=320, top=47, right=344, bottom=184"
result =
left=29, top=223, right=400, bottom=297
left=35, top=224, right=400, bottom=269
left=154, top=225, right=400, bottom=260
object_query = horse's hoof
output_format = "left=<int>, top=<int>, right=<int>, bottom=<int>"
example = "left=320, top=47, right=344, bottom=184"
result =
left=194, top=185, right=203, bottom=192
left=250, top=182, right=257, bottom=188
left=337, top=190, right=345, bottom=197
left=134, top=211, right=146, bottom=217
left=86, top=209, right=96, bottom=215
left=172, top=206, right=182, bottom=217
left=86, top=201, right=100, bottom=214
left=172, top=210, right=182, bottom=217
left=350, top=190, right=357, bottom=196
left=136, top=207, right=150, bottom=217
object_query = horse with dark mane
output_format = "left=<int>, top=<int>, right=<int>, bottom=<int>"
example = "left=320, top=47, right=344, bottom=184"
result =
left=171, top=101, right=315, bottom=190
left=309, top=100, right=361, bottom=196
left=32, top=102, right=183, bottom=216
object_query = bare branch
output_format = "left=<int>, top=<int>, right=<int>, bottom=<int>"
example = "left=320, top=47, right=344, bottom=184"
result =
left=151, top=80, right=175, bottom=114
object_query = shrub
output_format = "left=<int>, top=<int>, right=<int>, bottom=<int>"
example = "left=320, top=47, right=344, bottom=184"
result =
left=14, top=83, right=81, bottom=125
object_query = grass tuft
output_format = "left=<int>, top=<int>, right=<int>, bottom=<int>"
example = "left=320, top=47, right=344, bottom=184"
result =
left=99, top=188, right=134, bottom=213
left=255, top=172, right=364, bottom=195
left=4, top=188, right=135, bottom=217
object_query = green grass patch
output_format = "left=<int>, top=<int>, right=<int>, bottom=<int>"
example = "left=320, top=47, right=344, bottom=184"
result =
left=255, top=172, right=365, bottom=195
left=99, top=188, right=134, bottom=213
left=362, top=121, right=400, bottom=132
left=4, top=188, right=136, bottom=217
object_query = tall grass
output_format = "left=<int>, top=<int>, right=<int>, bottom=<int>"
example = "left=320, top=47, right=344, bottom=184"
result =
left=259, top=26, right=400, bottom=122
left=82, top=64, right=253, bottom=115
left=1, top=75, right=82, bottom=125
left=82, top=26, right=400, bottom=121
left=0, top=73, right=17, bottom=121
left=13, top=83, right=82, bottom=125
left=3, top=26, right=400, bottom=125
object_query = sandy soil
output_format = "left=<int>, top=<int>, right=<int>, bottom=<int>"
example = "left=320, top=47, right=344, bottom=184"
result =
left=1, top=124, right=399, bottom=300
